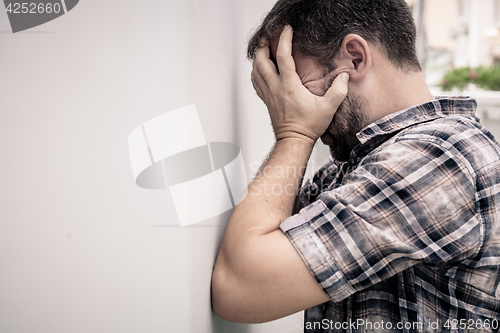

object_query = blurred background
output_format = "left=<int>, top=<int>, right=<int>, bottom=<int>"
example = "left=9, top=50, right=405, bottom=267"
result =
left=408, top=0, right=500, bottom=137
left=408, top=0, right=500, bottom=85
left=1, top=1, right=500, bottom=333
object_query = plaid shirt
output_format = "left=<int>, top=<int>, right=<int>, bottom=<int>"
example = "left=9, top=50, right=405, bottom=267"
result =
left=280, top=97, right=500, bottom=332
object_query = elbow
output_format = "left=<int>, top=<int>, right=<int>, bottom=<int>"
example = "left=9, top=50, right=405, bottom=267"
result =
left=211, top=286, right=235, bottom=322
left=211, top=258, right=263, bottom=323
left=211, top=263, right=245, bottom=322
left=210, top=266, right=228, bottom=320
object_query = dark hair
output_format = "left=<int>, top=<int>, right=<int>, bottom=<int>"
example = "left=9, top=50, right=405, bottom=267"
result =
left=247, top=0, right=421, bottom=72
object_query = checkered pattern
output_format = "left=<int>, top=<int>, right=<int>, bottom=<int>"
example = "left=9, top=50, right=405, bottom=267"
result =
left=280, top=97, right=500, bottom=332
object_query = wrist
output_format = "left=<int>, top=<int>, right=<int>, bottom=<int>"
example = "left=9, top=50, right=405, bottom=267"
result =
left=274, top=136, right=316, bottom=157
left=276, top=135, right=315, bottom=147
left=274, top=123, right=321, bottom=145
left=275, top=132, right=317, bottom=147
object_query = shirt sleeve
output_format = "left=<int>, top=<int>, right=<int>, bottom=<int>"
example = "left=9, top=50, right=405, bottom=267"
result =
left=280, top=138, right=483, bottom=302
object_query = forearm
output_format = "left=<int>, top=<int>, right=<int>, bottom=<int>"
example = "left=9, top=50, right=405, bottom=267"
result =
left=220, top=137, right=313, bottom=250
left=212, top=137, right=319, bottom=321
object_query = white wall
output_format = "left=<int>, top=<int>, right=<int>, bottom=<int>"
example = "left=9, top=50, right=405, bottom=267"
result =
left=0, top=0, right=304, bottom=332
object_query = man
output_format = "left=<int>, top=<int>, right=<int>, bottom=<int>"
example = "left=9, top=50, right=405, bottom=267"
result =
left=211, top=0, right=500, bottom=331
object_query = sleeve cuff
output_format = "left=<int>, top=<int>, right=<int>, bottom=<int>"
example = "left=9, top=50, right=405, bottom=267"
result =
left=280, top=200, right=326, bottom=232
left=280, top=200, right=357, bottom=302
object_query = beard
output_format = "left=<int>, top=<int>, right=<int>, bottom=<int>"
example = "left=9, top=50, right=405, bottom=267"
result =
left=320, top=94, right=368, bottom=162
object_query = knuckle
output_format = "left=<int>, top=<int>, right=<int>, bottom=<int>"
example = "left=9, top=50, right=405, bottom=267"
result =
left=260, top=70, right=273, bottom=81
left=253, top=58, right=263, bottom=70
left=281, top=83, right=294, bottom=95
left=276, top=53, right=288, bottom=64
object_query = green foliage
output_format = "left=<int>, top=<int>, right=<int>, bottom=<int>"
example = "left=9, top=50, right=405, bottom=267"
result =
left=440, top=66, right=500, bottom=91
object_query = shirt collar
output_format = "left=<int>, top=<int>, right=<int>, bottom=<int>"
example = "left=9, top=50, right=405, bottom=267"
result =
left=356, top=96, right=478, bottom=145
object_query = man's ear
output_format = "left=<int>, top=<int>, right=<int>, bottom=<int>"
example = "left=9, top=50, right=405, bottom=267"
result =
left=333, top=34, right=371, bottom=81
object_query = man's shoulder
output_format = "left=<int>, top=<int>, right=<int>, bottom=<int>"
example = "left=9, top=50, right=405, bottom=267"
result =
left=398, top=113, right=482, bottom=137
left=386, top=115, right=500, bottom=174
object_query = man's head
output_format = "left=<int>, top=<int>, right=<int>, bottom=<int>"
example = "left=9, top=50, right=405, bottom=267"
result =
left=247, top=0, right=423, bottom=161
left=248, top=0, right=420, bottom=72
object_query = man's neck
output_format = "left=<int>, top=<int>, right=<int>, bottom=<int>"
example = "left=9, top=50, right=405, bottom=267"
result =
left=363, top=67, right=435, bottom=125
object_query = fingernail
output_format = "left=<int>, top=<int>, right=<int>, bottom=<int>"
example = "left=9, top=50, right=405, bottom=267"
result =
left=283, top=25, right=291, bottom=31
left=341, top=73, right=349, bottom=83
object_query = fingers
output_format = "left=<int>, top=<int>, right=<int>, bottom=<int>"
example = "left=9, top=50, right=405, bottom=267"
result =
left=275, top=26, right=296, bottom=78
left=323, top=73, right=349, bottom=107
left=252, top=38, right=279, bottom=100
left=254, top=40, right=270, bottom=64
left=254, top=41, right=278, bottom=83
left=251, top=68, right=266, bottom=100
